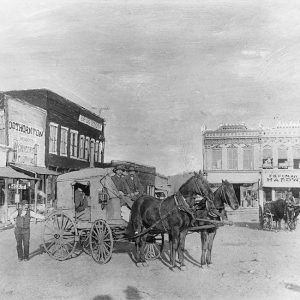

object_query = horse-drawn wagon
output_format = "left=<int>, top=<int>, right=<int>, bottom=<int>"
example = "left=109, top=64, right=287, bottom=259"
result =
left=42, top=168, right=238, bottom=268
left=42, top=167, right=165, bottom=264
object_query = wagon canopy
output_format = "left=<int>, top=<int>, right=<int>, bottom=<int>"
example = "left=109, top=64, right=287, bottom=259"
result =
left=56, top=167, right=115, bottom=210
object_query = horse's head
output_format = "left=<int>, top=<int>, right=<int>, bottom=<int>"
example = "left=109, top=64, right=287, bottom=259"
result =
left=220, top=180, right=239, bottom=210
left=179, top=173, right=214, bottom=207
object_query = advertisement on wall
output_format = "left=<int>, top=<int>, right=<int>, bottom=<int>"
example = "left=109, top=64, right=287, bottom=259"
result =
left=7, top=98, right=46, bottom=167
left=262, top=170, right=300, bottom=188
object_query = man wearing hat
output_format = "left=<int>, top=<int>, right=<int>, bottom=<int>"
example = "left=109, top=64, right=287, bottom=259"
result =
left=125, top=165, right=144, bottom=199
left=9, top=200, right=45, bottom=262
left=111, top=165, right=134, bottom=209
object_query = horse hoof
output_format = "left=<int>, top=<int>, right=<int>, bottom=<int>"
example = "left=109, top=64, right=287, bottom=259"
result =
left=179, top=265, right=187, bottom=271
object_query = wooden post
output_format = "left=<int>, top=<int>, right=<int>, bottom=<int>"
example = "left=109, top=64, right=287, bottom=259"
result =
left=34, top=174, right=38, bottom=213
left=4, top=178, right=8, bottom=222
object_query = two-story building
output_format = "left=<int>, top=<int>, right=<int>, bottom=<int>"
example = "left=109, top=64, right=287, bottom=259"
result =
left=202, top=122, right=300, bottom=207
left=202, top=124, right=261, bottom=206
left=0, top=89, right=106, bottom=221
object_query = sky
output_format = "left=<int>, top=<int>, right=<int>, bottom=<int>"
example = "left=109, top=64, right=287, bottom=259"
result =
left=1, top=0, right=300, bottom=175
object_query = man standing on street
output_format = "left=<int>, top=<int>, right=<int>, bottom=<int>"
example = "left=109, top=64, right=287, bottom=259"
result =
left=9, top=200, right=45, bottom=262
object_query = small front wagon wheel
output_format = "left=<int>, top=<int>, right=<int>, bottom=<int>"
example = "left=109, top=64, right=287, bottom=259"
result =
left=90, top=219, right=113, bottom=264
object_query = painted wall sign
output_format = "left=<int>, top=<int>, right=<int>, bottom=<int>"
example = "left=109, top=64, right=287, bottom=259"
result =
left=262, top=170, right=300, bottom=188
left=7, top=98, right=46, bottom=167
left=79, top=114, right=102, bottom=131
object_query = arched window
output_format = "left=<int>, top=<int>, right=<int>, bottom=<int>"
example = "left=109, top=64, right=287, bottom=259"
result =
left=211, top=146, right=222, bottom=170
left=293, top=145, right=300, bottom=169
left=278, top=145, right=288, bottom=169
left=227, top=146, right=238, bottom=170
left=262, top=145, right=273, bottom=168
left=243, top=145, right=253, bottom=170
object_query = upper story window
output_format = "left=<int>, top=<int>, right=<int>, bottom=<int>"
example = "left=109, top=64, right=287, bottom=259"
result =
left=70, top=130, right=78, bottom=158
left=49, top=122, right=58, bottom=154
left=211, top=147, right=222, bottom=170
left=95, top=140, right=100, bottom=163
left=262, top=145, right=273, bottom=168
left=293, top=145, right=300, bottom=169
left=79, top=135, right=85, bottom=159
left=60, top=126, right=68, bottom=157
left=278, top=145, right=288, bottom=169
left=243, top=145, right=254, bottom=170
left=85, top=137, right=90, bottom=160
left=227, top=146, right=238, bottom=170
left=90, top=139, right=95, bottom=163
left=99, top=141, right=104, bottom=163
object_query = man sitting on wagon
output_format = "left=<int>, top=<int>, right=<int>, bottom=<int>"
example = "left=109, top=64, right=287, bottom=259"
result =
left=124, top=165, right=144, bottom=200
left=74, top=186, right=90, bottom=221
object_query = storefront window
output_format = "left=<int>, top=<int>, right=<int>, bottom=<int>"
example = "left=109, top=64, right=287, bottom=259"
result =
left=95, top=140, right=99, bottom=163
left=293, top=145, right=300, bottom=169
left=278, top=145, right=288, bottom=169
left=227, top=146, right=238, bottom=170
left=211, top=147, right=222, bottom=170
left=243, top=145, right=254, bottom=170
left=262, top=145, right=273, bottom=168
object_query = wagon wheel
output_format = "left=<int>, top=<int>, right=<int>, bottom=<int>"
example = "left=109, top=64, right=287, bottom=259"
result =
left=144, top=233, right=164, bottom=261
left=43, top=212, right=78, bottom=260
left=89, top=219, right=113, bottom=264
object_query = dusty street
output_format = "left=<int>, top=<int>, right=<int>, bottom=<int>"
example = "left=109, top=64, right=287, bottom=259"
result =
left=1, top=208, right=300, bottom=300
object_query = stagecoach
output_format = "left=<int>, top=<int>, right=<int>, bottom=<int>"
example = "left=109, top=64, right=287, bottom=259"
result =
left=42, top=167, right=163, bottom=263
left=42, top=168, right=237, bottom=266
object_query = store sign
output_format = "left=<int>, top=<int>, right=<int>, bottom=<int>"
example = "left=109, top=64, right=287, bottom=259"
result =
left=262, top=170, right=300, bottom=188
left=7, top=99, right=46, bottom=167
left=8, top=183, right=28, bottom=190
left=79, top=114, right=102, bottom=131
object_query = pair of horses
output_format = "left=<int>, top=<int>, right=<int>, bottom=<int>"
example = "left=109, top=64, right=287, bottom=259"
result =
left=127, top=172, right=239, bottom=269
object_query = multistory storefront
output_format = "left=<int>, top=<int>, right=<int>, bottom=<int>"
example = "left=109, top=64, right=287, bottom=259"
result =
left=202, top=124, right=261, bottom=207
left=202, top=122, right=300, bottom=207
left=260, top=122, right=300, bottom=203
left=0, top=89, right=106, bottom=222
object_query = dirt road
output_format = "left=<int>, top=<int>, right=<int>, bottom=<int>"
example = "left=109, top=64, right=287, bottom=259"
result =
left=0, top=209, right=299, bottom=300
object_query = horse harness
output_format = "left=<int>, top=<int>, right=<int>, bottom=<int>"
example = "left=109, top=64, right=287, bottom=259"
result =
left=158, top=192, right=196, bottom=232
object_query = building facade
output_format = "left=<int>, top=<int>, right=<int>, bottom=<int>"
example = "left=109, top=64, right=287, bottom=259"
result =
left=0, top=89, right=106, bottom=222
left=202, top=122, right=300, bottom=207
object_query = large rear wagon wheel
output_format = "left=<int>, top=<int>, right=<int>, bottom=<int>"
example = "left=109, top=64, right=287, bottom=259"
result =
left=90, top=219, right=113, bottom=264
left=43, top=212, right=78, bottom=260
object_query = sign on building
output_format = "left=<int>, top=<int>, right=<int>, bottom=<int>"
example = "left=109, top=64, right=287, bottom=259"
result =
left=79, top=114, right=103, bottom=131
left=262, top=170, right=300, bottom=188
left=7, top=99, right=46, bottom=167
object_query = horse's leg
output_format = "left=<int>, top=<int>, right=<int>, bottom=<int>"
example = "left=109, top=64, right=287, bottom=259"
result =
left=200, top=231, right=208, bottom=266
left=168, top=233, right=173, bottom=263
left=160, top=233, right=165, bottom=254
left=206, top=229, right=216, bottom=265
left=135, top=237, right=142, bottom=264
left=178, top=229, right=188, bottom=270
left=140, top=234, right=147, bottom=264
left=170, top=228, right=179, bottom=269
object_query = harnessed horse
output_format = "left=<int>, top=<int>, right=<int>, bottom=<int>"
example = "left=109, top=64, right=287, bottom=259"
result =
left=196, top=180, right=239, bottom=266
left=127, top=172, right=217, bottom=269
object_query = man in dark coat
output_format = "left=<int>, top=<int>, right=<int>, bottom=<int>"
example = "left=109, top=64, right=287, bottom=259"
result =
left=111, top=165, right=134, bottom=208
left=125, top=165, right=144, bottom=198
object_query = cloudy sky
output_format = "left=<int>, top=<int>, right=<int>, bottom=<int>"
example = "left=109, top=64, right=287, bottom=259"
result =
left=1, top=0, right=300, bottom=175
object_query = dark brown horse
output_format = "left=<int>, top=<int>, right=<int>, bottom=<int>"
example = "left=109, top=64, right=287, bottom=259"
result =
left=127, top=172, right=216, bottom=269
left=196, top=179, right=239, bottom=266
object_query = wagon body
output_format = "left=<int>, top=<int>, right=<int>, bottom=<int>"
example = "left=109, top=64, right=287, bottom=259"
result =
left=43, top=167, right=129, bottom=264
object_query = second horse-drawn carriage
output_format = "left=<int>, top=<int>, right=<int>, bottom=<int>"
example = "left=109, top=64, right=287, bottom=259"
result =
left=43, top=167, right=238, bottom=267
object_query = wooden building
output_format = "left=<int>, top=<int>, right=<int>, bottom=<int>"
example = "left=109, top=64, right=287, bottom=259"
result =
left=0, top=89, right=105, bottom=221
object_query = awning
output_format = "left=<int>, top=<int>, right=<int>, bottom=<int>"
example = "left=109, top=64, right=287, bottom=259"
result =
left=10, top=164, right=60, bottom=176
left=0, top=166, right=37, bottom=180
